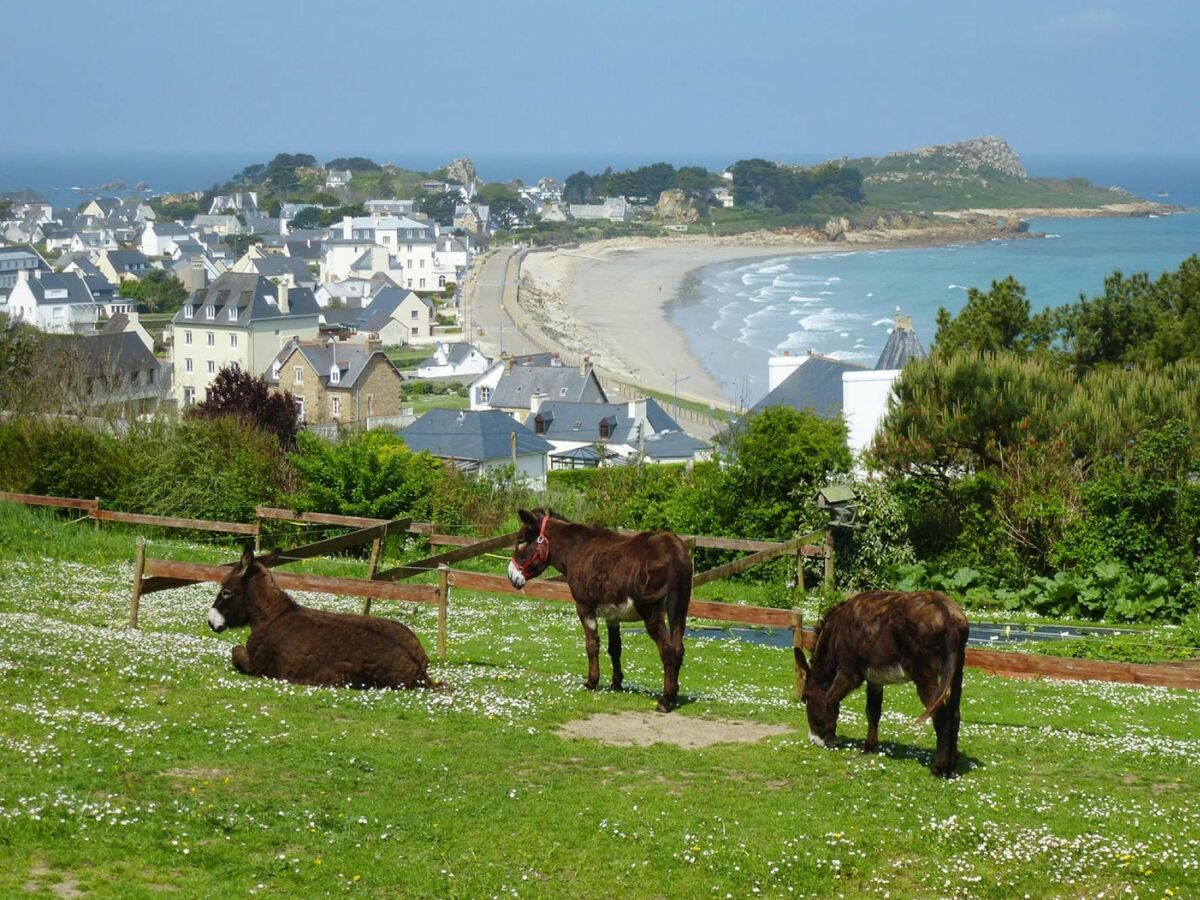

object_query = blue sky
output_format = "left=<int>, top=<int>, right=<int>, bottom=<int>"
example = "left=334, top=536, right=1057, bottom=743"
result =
left=2, top=0, right=1197, bottom=160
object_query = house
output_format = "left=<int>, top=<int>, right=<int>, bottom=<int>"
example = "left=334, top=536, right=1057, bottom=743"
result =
left=5, top=270, right=100, bottom=334
left=170, top=255, right=224, bottom=291
left=264, top=337, right=405, bottom=428
left=94, top=249, right=153, bottom=285
left=749, top=351, right=866, bottom=420
left=364, top=199, right=415, bottom=216
left=43, top=327, right=166, bottom=415
left=841, top=314, right=926, bottom=455
left=475, top=354, right=608, bottom=419
left=246, top=254, right=316, bottom=288
left=169, top=272, right=321, bottom=407
left=320, top=215, right=453, bottom=290
left=400, top=409, right=552, bottom=487
left=569, top=197, right=631, bottom=223
left=416, top=341, right=490, bottom=379
left=69, top=229, right=118, bottom=253
left=79, top=198, right=123, bottom=219
left=325, top=169, right=353, bottom=189
left=140, top=221, right=192, bottom=257
left=314, top=278, right=373, bottom=308
left=41, top=223, right=76, bottom=254
left=354, top=286, right=435, bottom=345
left=207, top=192, right=258, bottom=215
left=0, top=245, right=52, bottom=301
left=190, top=213, right=243, bottom=236
left=532, top=398, right=710, bottom=467
left=453, top=203, right=490, bottom=235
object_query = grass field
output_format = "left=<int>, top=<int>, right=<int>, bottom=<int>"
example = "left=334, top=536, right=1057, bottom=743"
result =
left=2, top=505, right=1199, bottom=897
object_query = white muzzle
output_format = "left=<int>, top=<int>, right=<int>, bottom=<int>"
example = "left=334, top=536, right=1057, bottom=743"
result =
left=507, top=560, right=527, bottom=589
left=207, top=607, right=226, bottom=632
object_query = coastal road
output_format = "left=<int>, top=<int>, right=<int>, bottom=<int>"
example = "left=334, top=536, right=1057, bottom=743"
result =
left=460, top=246, right=541, bottom=359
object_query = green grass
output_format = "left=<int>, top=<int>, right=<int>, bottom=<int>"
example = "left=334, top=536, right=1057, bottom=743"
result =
left=2, top=504, right=1200, bottom=897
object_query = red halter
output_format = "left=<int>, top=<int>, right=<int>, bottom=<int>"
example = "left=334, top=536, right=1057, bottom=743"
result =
left=512, top=515, right=551, bottom=578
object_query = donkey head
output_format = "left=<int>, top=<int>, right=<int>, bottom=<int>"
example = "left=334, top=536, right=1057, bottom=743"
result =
left=208, top=545, right=277, bottom=632
left=508, top=508, right=554, bottom=589
left=795, top=646, right=839, bottom=748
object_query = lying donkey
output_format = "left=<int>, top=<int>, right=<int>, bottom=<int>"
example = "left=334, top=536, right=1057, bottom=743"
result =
left=207, top=545, right=432, bottom=690
left=796, top=590, right=969, bottom=778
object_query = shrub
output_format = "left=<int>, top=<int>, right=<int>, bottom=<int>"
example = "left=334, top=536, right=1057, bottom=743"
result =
left=0, top=418, right=122, bottom=500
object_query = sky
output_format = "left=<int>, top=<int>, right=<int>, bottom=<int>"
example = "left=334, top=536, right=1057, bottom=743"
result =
left=2, top=0, right=1198, bottom=161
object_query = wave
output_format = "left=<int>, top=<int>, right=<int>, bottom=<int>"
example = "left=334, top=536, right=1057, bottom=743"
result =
left=871, top=318, right=893, bottom=327
left=947, top=283, right=968, bottom=291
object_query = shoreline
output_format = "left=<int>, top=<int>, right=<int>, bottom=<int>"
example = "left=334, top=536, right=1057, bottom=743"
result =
left=515, top=201, right=1186, bottom=410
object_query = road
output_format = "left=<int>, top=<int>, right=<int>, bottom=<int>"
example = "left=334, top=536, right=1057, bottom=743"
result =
left=460, top=246, right=541, bottom=359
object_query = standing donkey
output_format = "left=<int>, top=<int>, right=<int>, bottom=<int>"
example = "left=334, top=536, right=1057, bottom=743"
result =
left=507, top=508, right=692, bottom=712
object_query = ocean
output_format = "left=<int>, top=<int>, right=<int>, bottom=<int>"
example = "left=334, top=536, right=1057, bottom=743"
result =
left=669, top=156, right=1200, bottom=403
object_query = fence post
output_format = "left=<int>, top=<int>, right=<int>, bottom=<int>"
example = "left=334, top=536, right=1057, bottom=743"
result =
left=823, top=529, right=834, bottom=584
left=791, top=610, right=805, bottom=701
left=437, top=564, right=449, bottom=662
left=129, top=537, right=146, bottom=628
left=254, top=513, right=262, bottom=554
left=94, top=497, right=101, bottom=532
left=361, top=536, right=383, bottom=616
left=790, top=547, right=805, bottom=606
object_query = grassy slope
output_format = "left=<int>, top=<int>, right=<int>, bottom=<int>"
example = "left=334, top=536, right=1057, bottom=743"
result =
left=1, top=505, right=1199, bottom=898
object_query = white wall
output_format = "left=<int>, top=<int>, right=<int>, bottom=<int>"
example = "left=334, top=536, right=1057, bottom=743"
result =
left=842, top=369, right=900, bottom=457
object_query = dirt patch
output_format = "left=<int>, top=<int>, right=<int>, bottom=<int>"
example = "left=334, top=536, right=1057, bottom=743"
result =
left=556, top=711, right=791, bottom=749
left=23, top=863, right=83, bottom=898
left=163, top=767, right=227, bottom=780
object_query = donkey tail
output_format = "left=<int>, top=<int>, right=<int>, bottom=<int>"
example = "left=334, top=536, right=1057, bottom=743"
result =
left=916, top=630, right=961, bottom=723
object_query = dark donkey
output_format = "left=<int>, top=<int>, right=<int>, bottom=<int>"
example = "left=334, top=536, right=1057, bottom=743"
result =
left=208, top=545, right=432, bottom=690
left=796, top=591, right=969, bottom=778
left=507, top=508, right=692, bottom=712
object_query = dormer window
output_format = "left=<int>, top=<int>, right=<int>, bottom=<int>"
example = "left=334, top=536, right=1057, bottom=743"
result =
left=228, top=306, right=238, bottom=321
left=534, top=415, right=545, bottom=435
left=330, top=366, right=340, bottom=385
left=599, top=419, right=610, bottom=440
left=205, top=305, right=215, bottom=320
left=183, top=304, right=193, bottom=318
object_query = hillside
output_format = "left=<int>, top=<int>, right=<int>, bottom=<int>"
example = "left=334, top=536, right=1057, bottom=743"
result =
left=816, top=136, right=1138, bottom=213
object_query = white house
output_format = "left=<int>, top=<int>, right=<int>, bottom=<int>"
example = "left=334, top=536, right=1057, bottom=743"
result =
left=416, top=342, right=490, bottom=378
left=5, top=270, right=100, bottom=334
left=401, top=409, right=552, bottom=488
left=569, top=197, right=631, bottom=223
left=140, top=222, right=193, bottom=257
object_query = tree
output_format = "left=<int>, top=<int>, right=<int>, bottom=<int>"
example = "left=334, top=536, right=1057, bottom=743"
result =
left=476, top=183, right=518, bottom=204
left=185, top=363, right=300, bottom=449
left=119, top=269, right=188, bottom=314
left=489, top=198, right=527, bottom=228
left=932, top=276, right=1038, bottom=356
left=563, top=171, right=595, bottom=204
left=289, top=206, right=324, bottom=230
left=416, top=191, right=458, bottom=226
left=0, top=314, right=43, bottom=414
left=323, top=157, right=381, bottom=171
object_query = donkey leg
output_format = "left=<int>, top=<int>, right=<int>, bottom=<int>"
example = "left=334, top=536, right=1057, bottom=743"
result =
left=606, top=621, right=624, bottom=691
left=916, top=675, right=958, bottom=778
left=231, top=644, right=251, bottom=675
left=863, top=683, right=884, bottom=753
left=643, top=611, right=678, bottom=712
left=578, top=609, right=600, bottom=691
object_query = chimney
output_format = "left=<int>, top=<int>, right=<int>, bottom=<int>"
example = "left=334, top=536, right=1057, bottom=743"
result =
left=279, top=215, right=289, bottom=237
left=342, top=215, right=353, bottom=240
left=366, top=336, right=382, bottom=353
left=504, top=353, right=514, bottom=372
left=277, top=283, right=289, bottom=314
left=767, top=351, right=807, bottom=391
left=579, top=355, right=590, bottom=376
left=551, top=352, right=562, bottom=367
left=530, top=390, right=547, bottom=415
left=895, top=313, right=914, bottom=331
left=628, top=397, right=648, bottom=426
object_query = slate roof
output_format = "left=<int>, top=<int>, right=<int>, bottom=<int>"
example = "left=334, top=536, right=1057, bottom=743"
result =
left=285, top=238, right=324, bottom=261
left=46, top=330, right=160, bottom=379
left=106, top=250, right=151, bottom=271
left=58, top=254, right=104, bottom=279
left=875, top=319, right=926, bottom=370
left=356, top=287, right=432, bottom=333
left=23, top=272, right=97, bottom=306
left=641, top=430, right=711, bottom=460
left=170, top=272, right=319, bottom=326
left=532, top=398, right=680, bottom=444
left=749, top=353, right=867, bottom=419
left=419, top=341, right=485, bottom=369
left=401, top=409, right=552, bottom=462
left=265, top=340, right=397, bottom=389
left=252, top=255, right=313, bottom=282
left=489, top=363, right=606, bottom=410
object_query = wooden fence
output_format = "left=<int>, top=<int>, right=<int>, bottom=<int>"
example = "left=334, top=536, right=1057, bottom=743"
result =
left=4, top=491, right=1200, bottom=691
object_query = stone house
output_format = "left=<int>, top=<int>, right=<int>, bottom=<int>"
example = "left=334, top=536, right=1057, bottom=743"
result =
left=264, top=338, right=404, bottom=428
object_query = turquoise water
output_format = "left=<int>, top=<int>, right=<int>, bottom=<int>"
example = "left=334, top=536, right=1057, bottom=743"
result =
left=673, top=210, right=1200, bottom=403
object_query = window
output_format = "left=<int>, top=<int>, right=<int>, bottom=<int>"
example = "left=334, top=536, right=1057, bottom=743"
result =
left=407, top=279, right=413, bottom=288
left=599, top=419, right=610, bottom=439
left=366, top=394, right=374, bottom=415
left=534, top=415, right=544, bottom=435
left=207, top=360, right=215, bottom=374
left=419, top=279, right=426, bottom=289
left=205, top=306, right=214, bottom=320
left=331, top=396, right=340, bottom=417
left=478, top=386, right=491, bottom=404
left=183, top=304, right=193, bottom=318
left=439, top=276, right=446, bottom=287
left=206, top=332, right=214, bottom=346
left=294, top=366, right=303, bottom=384
left=411, top=327, right=419, bottom=337
left=184, top=358, right=193, bottom=373
left=183, top=387, right=195, bottom=405
left=406, top=243, right=413, bottom=252
left=330, top=367, right=340, bottom=385
left=419, top=258, right=425, bottom=268
left=229, top=334, right=237, bottom=347
left=411, top=309, right=418, bottom=319
left=228, top=307, right=237, bottom=321
left=184, top=330, right=192, bottom=345
left=294, top=398, right=304, bottom=421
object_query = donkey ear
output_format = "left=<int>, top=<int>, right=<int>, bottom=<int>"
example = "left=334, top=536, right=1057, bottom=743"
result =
left=259, top=548, right=282, bottom=568
left=793, top=645, right=811, bottom=674
left=517, top=509, right=539, bottom=530
left=236, top=543, right=255, bottom=574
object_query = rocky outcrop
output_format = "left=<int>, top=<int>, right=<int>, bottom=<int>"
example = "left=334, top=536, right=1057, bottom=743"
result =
left=445, top=158, right=478, bottom=188
left=822, top=217, right=850, bottom=241
left=655, top=189, right=701, bottom=224
left=892, top=136, right=1027, bottom=179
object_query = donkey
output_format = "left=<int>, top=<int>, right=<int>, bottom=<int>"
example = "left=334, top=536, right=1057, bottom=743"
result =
left=795, top=590, right=969, bottom=778
left=507, top=508, right=692, bottom=712
left=207, top=545, right=432, bottom=690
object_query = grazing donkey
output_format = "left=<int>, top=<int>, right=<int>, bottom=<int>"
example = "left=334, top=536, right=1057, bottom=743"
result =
left=507, top=508, right=692, bottom=712
left=207, top=545, right=432, bottom=690
left=795, top=590, right=969, bottom=777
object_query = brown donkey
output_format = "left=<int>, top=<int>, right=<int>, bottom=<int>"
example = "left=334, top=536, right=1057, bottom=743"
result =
left=208, top=546, right=432, bottom=690
left=796, top=591, right=969, bottom=778
left=508, top=508, right=692, bottom=712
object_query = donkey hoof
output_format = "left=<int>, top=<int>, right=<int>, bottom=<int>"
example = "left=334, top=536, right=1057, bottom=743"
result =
left=610, top=681, right=624, bottom=693
left=862, top=741, right=879, bottom=755
left=931, top=765, right=959, bottom=779
left=655, top=699, right=673, bottom=714
left=584, top=678, right=599, bottom=691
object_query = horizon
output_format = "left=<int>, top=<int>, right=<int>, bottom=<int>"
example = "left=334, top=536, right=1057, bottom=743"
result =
left=2, top=1, right=1198, bottom=159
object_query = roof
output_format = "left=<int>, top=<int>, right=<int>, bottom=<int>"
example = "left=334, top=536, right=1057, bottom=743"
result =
left=532, top=398, right=680, bottom=444
left=750, top=353, right=867, bottom=419
left=105, top=250, right=151, bottom=270
left=356, top=286, right=432, bottom=333
left=875, top=318, right=926, bottom=370
left=401, top=408, right=552, bottom=461
left=266, top=340, right=397, bottom=389
left=171, top=272, right=319, bottom=326
left=420, top=341, right=484, bottom=369
left=45, top=330, right=160, bottom=378
left=641, top=430, right=711, bottom=460
left=21, top=272, right=96, bottom=306
left=252, top=255, right=313, bottom=281
left=489, top=363, right=605, bottom=410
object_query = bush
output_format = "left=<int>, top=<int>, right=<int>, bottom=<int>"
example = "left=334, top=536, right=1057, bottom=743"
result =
left=0, top=419, right=122, bottom=500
